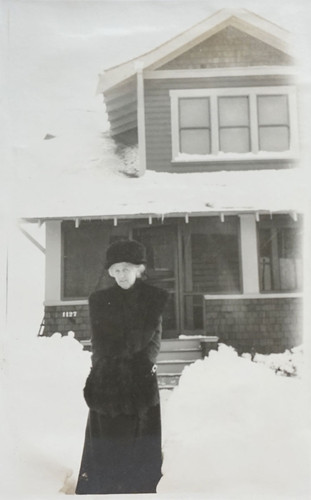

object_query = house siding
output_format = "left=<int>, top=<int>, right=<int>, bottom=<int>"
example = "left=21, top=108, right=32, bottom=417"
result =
left=43, top=297, right=302, bottom=354
left=144, top=75, right=295, bottom=172
left=204, top=297, right=302, bottom=354
left=44, top=304, right=90, bottom=340
left=159, top=26, right=293, bottom=70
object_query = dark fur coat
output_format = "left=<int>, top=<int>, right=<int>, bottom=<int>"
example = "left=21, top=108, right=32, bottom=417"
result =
left=76, top=279, right=168, bottom=494
left=83, top=279, right=169, bottom=417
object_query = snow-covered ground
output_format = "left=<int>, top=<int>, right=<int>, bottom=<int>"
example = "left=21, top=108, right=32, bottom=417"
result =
left=1, top=333, right=310, bottom=499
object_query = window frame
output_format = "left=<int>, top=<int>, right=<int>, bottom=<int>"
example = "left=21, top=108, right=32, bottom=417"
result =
left=256, top=215, right=303, bottom=293
left=170, top=86, right=298, bottom=162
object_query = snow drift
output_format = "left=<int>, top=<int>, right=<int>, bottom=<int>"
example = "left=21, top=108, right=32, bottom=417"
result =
left=158, top=344, right=311, bottom=499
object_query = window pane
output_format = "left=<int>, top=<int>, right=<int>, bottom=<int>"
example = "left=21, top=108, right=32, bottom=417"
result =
left=258, top=228, right=273, bottom=291
left=258, top=217, right=303, bottom=292
left=180, top=129, right=211, bottom=154
left=179, top=98, right=210, bottom=127
left=219, top=127, right=250, bottom=153
left=278, top=228, right=302, bottom=290
left=188, top=218, right=241, bottom=293
left=63, top=221, right=109, bottom=298
left=218, top=96, right=249, bottom=126
left=258, top=95, right=289, bottom=125
left=259, top=126, right=289, bottom=151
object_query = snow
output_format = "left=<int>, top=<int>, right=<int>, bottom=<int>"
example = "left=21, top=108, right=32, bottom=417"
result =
left=1, top=335, right=310, bottom=499
left=1, top=333, right=91, bottom=497
left=246, top=344, right=304, bottom=377
left=179, top=334, right=218, bottom=340
left=158, top=344, right=311, bottom=498
left=11, top=166, right=308, bottom=221
left=174, top=150, right=295, bottom=162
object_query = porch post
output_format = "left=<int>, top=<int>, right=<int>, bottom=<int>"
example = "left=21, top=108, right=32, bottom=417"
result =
left=136, top=61, right=146, bottom=176
left=239, top=214, right=260, bottom=294
left=45, top=221, right=62, bottom=302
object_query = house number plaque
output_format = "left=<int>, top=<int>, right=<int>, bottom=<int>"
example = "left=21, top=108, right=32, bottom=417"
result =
left=62, top=311, right=77, bottom=318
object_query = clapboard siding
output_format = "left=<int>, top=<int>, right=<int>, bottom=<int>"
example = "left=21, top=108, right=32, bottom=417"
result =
left=144, top=75, right=294, bottom=172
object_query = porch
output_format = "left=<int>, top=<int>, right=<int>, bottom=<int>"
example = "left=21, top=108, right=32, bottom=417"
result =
left=42, top=211, right=303, bottom=359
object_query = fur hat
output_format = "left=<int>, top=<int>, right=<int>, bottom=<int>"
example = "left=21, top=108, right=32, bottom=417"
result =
left=105, top=239, right=147, bottom=269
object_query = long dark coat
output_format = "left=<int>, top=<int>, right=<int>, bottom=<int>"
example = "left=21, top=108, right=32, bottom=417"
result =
left=76, top=279, right=168, bottom=495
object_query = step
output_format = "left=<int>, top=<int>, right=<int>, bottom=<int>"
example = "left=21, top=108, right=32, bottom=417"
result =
left=161, top=338, right=201, bottom=350
left=158, top=373, right=181, bottom=389
left=80, top=339, right=91, bottom=350
left=161, top=336, right=218, bottom=351
left=157, top=360, right=193, bottom=375
left=157, top=348, right=201, bottom=362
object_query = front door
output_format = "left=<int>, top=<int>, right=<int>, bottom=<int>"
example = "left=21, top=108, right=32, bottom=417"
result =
left=133, top=224, right=180, bottom=338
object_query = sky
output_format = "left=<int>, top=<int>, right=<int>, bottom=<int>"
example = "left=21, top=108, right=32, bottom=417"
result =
left=3, top=0, right=311, bottom=147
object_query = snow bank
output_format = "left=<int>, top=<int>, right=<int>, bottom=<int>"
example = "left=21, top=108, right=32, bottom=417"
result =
left=244, top=345, right=304, bottom=378
left=1, top=333, right=91, bottom=496
left=158, top=344, right=311, bottom=499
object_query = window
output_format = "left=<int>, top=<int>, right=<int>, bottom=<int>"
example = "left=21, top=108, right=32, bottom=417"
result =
left=182, top=217, right=241, bottom=331
left=218, top=96, right=250, bottom=153
left=179, top=97, right=211, bottom=154
left=62, top=220, right=130, bottom=299
left=258, top=215, right=303, bottom=292
left=170, top=86, right=298, bottom=161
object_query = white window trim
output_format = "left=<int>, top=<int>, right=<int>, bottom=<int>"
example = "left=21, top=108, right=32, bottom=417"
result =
left=170, top=86, right=299, bottom=163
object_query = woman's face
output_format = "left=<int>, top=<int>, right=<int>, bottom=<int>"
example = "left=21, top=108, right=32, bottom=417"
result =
left=108, top=262, right=143, bottom=289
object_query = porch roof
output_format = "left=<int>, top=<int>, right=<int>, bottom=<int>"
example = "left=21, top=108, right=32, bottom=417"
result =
left=6, top=102, right=306, bottom=224
left=17, top=166, right=305, bottom=223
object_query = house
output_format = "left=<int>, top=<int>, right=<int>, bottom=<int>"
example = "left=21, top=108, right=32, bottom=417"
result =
left=31, top=9, right=303, bottom=355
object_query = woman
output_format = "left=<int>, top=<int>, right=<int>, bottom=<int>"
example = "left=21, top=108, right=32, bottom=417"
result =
left=76, top=239, right=169, bottom=495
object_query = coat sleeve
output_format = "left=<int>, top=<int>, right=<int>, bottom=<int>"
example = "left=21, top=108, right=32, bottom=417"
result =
left=88, top=291, right=111, bottom=363
left=88, top=292, right=101, bottom=350
left=141, top=286, right=168, bottom=363
left=143, top=316, right=162, bottom=363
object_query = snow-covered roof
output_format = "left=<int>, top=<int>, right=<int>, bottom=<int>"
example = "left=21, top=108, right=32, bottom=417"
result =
left=15, top=162, right=306, bottom=222
left=4, top=83, right=305, bottom=223
left=98, top=8, right=292, bottom=93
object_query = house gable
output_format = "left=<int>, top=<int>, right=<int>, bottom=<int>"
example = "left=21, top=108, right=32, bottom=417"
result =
left=100, top=9, right=296, bottom=173
left=158, top=26, right=293, bottom=70
left=99, top=9, right=292, bottom=94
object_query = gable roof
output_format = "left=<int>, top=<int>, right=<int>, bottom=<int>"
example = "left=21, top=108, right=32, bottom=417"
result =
left=98, top=8, right=292, bottom=93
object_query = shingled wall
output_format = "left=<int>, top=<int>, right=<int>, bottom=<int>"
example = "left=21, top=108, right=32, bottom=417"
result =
left=204, top=297, right=302, bottom=354
left=160, top=26, right=293, bottom=69
left=43, top=296, right=302, bottom=354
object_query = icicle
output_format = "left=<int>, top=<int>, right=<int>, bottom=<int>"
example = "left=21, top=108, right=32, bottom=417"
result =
left=290, top=211, right=298, bottom=222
